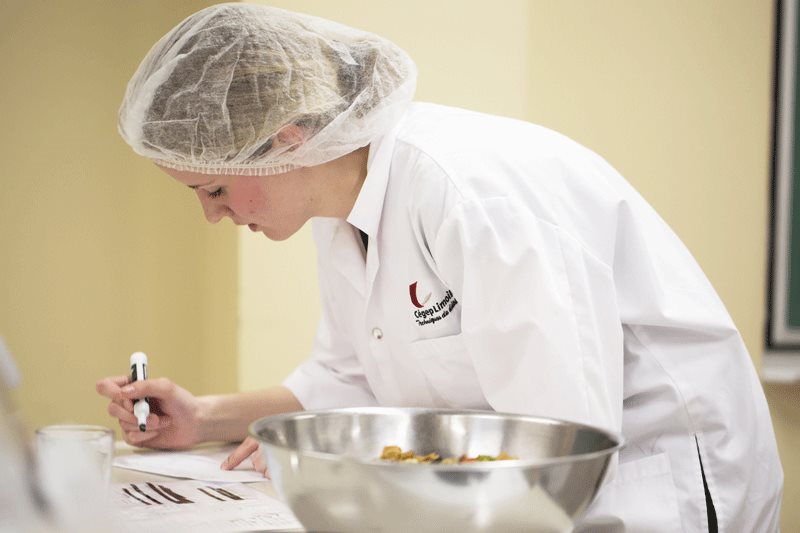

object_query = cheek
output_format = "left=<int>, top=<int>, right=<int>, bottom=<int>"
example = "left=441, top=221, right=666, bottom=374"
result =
left=229, top=184, right=267, bottom=216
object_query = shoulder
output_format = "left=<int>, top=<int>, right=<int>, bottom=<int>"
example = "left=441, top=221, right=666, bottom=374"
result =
left=388, top=103, right=611, bottom=212
left=391, top=103, right=603, bottom=193
left=384, top=104, right=632, bottom=264
left=395, top=103, right=583, bottom=161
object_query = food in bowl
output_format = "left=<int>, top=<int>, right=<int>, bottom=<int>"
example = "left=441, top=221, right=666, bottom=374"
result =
left=379, top=445, right=516, bottom=464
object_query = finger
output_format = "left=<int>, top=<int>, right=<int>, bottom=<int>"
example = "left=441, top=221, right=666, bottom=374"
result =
left=119, top=421, right=142, bottom=433
left=221, top=437, right=259, bottom=471
left=120, top=421, right=160, bottom=434
left=96, top=376, right=131, bottom=400
left=108, top=402, right=137, bottom=424
left=251, top=451, right=271, bottom=478
left=116, top=397, right=133, bottom=411
left=251, top=452, right=264, bottom=472
left=119, top=413, right=166, bottom=433
left=124, top=429, right=160, bottom=446
left=119, top=377, right=176, bottom=400
left=109, top=395, right=132, bottom=411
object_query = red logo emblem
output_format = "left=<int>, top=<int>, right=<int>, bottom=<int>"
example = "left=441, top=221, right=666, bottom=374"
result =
left=409, top=282, right=432, bottom=308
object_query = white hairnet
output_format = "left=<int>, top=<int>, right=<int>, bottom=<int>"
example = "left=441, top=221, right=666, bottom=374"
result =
left=118, top=3, right=416, bottom=175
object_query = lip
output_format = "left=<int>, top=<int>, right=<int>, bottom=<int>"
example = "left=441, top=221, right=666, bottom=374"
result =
left=248, top=224, right=259, bottom=232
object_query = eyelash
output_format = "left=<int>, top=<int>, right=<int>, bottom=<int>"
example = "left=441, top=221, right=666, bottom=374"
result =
left=207, top=188, right=224, bottom=199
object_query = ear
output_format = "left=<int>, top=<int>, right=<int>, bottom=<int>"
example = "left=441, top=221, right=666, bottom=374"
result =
left=273, top=124, right=306, bottom=151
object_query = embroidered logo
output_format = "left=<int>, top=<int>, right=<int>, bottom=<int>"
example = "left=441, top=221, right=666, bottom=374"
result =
left=409, top=281, right=459, bottom=326
left=409, top=281, right=431, bottom=308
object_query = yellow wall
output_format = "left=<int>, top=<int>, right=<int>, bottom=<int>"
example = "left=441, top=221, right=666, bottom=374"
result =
left=0, top=0, right=238, bottom=434
left=1, top=0, right=796, bottom=529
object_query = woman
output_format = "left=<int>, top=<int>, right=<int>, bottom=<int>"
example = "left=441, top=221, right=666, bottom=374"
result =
left=96, top=4, right=783, bottom=531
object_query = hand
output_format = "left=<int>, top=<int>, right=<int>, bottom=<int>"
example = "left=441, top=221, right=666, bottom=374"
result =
left=95, top=375, right=203, bottom=449
left=221, top=436, right=270, bottom=478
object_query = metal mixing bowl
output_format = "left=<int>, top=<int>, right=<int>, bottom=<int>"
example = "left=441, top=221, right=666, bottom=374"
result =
left=250, top=407, right=622, bottom=533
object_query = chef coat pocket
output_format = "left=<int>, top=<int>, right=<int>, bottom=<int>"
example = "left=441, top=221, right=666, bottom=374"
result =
left=409, top=334, right=490, bottom=409
left=575, top=452, right=682, bottom=533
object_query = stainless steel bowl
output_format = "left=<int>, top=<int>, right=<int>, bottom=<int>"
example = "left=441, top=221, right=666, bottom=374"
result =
left=250, top=407, right=622, bottom=533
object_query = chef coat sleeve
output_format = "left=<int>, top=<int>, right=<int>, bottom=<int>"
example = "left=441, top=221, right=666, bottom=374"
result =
left=433, top=196, right=623, bottom=433
left=282, top=257, right=378, bottom=410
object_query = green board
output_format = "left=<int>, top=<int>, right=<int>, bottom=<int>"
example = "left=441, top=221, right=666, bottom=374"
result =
left=787, top=1, right=800, bottom=328
left=769, top=0, right=800, bottom=346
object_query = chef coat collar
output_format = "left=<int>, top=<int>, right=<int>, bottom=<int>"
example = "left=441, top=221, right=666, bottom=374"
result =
left=346, top=113, right=407, bottom=237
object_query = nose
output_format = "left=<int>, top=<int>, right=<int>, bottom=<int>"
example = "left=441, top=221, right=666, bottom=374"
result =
left=197, top=194, right=233, bottom=224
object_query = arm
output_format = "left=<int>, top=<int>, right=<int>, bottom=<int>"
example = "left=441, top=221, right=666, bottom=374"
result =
left=196, top=385, right=303, bottom=443
left=96, top=376, right=303, bottom=474
left=95, top=377, right=302, bottom=449
left=201, top=386, right=303, bottom=473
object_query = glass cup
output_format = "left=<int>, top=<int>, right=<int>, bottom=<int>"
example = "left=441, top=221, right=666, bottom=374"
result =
left=34, top=425, right=114, bottom=529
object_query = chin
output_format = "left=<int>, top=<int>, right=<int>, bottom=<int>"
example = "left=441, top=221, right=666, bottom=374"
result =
left=261, top=228, right=293, bottom=242
left=260, top=219, right=308, bottom=242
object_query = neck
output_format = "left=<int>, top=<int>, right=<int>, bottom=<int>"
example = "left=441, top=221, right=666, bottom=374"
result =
left=317, top=145, right=370, bottom=218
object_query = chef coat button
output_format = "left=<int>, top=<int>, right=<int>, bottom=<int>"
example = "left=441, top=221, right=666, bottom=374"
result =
left=371, top=327, right=383, bottom=340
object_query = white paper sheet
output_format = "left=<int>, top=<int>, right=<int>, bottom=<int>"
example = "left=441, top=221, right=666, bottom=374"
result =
left=113, top=444, right=266, bottom=483
left=113, top=480, right=303, bottom=532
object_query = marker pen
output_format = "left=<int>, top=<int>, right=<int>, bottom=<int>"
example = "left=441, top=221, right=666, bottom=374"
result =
left=130, top=352, right=150, bottom=432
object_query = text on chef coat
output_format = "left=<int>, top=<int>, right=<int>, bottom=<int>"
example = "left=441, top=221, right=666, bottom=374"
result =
left=413, top=289, right=459, bottom=326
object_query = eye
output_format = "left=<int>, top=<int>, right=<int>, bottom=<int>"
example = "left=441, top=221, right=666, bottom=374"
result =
left=207, top=188, right=224, bottom=199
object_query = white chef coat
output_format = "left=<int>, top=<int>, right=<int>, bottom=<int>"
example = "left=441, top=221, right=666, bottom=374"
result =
left=283, top=103, right=783, bottom=532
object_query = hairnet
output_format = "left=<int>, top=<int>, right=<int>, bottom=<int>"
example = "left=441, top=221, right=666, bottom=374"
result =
left=118, top=3, right=417, bottom=175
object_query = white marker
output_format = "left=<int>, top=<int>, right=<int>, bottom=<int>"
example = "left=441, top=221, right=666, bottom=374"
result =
left=130, top=352, right=150, bottom=432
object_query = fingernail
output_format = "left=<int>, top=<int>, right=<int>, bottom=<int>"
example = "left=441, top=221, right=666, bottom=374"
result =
left=121, top=385, right=135, bottom=394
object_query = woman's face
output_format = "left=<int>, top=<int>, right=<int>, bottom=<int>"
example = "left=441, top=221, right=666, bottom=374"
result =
left=159, top=165, right=320, bottom=241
